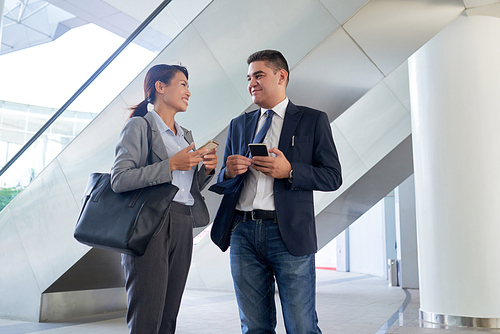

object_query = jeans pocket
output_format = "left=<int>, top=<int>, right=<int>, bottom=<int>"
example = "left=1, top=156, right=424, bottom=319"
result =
left=231, top=214, right=243, bottom=232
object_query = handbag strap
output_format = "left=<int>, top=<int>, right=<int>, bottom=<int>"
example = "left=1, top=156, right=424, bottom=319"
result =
left=141, top=116, right=154, bottom=165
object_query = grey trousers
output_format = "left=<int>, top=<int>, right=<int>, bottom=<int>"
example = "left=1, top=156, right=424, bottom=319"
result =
left=121, top=202, right=194, bottom=334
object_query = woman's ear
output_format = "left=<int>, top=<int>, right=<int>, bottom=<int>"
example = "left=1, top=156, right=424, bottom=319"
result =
left=155, top=80, right=164, bottom=94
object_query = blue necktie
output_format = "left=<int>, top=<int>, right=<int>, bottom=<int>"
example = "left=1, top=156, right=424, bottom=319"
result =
left=208, top=110, right=274, bottom=195
left=252, top=110, right=274, bottom=144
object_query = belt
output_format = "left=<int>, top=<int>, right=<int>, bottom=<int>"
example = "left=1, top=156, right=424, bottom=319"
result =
left=235, top=210, right=276, bottom=221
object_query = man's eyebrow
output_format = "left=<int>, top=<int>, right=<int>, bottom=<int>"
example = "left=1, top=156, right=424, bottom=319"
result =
left=247, top=70, right=265, bottom=78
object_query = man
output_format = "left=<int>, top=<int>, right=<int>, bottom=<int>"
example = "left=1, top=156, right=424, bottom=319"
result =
left=209, top=50, right=342, bottom=334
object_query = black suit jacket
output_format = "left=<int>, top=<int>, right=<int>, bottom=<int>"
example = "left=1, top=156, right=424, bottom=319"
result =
left=210, top=101, right=342, bottom=256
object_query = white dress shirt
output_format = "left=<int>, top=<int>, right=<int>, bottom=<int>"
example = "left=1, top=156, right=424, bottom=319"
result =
left=236, top=98, right=289, bottom=211
left=150, top=110, right=195, bottom=205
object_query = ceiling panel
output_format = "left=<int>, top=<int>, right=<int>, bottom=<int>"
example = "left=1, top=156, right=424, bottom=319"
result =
left=319, top=0, right=369, bottom=24
left=466, top=2, right=500, bottom=16
left=192, top=0, right=340, bottom=103
left=144, top=7, right=181, bottom=41
left=1, top=2, right=74, bottom=54
left=54, top=1, right=95, bottom=22
left=66, top=0, right=119, bottom=19
left=145, top=24, right=249, bottom=145
left=344, top=0, right=464, bottom=76
left=464, top=0, right=500, bottom=8
left=286, top=27, right=384, bottom=121
left=167, top=0, right=212, bottom=29
left=101, top=0, right=163, bottom=22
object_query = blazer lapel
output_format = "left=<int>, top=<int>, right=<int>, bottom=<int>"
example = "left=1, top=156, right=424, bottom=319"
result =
left=209, top=109, right=260, bottom=195
left=144, top=112, right=168, bottom=162
left=243, top=109, right=261, bottom=156
left=279, top=101, right=302, bottom=156
left=183, top=128, right=193, bottom=145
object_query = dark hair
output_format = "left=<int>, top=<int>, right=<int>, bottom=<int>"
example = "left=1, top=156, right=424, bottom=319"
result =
left=247, top=50, right=289, bottom=84
left=129, top=64, right=189, bottom=118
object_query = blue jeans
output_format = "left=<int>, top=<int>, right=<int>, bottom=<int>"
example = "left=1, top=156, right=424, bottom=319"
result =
left=230, top=214, right=322, bottom=334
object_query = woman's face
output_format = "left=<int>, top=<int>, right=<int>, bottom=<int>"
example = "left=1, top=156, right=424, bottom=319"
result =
left=156, top=71, right=191, bottom=113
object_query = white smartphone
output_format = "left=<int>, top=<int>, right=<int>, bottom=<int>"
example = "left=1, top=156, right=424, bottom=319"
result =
left=198, top=139, right=219, bottom=156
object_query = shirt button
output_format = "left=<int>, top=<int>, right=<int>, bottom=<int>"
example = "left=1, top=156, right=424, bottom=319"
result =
left=182, top=188, right=185, bottom=192
left=182, top=171, right=185, bottom=174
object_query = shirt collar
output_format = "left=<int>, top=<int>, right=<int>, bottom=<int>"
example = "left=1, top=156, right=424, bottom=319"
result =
left=150, top=110, right=184, bottom=137
left=259, top=97, right=289, bottom=119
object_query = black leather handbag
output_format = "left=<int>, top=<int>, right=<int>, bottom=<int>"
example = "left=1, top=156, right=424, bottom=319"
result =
left=74, top=118, right=178, bottom=256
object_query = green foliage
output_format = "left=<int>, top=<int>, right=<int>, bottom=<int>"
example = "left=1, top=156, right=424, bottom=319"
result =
left=0, top=186, right=22, bottom=212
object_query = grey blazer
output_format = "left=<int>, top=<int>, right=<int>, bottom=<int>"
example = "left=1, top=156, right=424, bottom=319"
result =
left=110, top=112, right=213, bottom=228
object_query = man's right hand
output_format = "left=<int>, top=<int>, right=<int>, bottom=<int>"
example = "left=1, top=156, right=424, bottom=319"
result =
left=224, top=155, right=252, bottom=179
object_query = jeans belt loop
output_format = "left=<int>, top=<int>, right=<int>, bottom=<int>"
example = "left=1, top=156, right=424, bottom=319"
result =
left=251, top=210, right=256, bottom=221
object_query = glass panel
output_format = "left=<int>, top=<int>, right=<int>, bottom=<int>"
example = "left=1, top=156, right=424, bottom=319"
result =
left=0, top=0, right=213, bottom=211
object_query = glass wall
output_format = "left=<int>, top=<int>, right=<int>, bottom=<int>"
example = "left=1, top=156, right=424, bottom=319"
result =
left=0, top=0, right=212, bottom=211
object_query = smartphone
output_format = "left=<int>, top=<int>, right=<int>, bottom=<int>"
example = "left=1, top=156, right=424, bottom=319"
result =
left=248, top=143, right=269, bottom=157
left=198, top=139, right=219, bottom=156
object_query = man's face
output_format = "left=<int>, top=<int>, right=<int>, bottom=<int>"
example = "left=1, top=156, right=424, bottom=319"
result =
left=247, top=60, right=285, bottom=109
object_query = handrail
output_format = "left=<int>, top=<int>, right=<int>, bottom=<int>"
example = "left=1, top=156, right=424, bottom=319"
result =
left=0, top=0, right=173, bottom=177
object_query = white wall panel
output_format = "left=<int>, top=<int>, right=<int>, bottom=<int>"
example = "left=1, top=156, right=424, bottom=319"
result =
left=314, top=123, right=367, bottom=214
left=57, top=95, right=128, bottom=205
left=349, top=199, right=386, bottom=277
left=334, top=81, right=410, bottom=170
left=383, top=61, right=411, bottom=111
left=287, top=27, right=384, bottom=120
left=10, top=160, right=83, bottom=292
left=0, top=208, right=41, bottom=321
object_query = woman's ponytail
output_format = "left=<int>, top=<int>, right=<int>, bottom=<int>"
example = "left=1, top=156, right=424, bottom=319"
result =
left=129, top=100, right=149, bottom=118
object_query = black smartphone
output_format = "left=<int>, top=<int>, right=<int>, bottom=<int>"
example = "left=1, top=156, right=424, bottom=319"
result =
left=248, top=143, right=269, bottom=157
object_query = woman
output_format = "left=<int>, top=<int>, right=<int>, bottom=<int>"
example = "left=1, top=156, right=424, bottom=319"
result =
left=110, top=64, right=217, bottom=334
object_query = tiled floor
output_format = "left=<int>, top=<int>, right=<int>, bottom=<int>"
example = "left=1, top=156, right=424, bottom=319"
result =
left=0, top=270, right=497, bottom=334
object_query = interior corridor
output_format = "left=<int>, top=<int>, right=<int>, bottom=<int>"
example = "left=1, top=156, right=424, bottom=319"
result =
left=0, top=269, right=496, bottom=334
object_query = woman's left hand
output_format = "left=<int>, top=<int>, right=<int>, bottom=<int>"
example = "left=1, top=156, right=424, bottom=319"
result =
left=203, top=147, right=218, bottom=174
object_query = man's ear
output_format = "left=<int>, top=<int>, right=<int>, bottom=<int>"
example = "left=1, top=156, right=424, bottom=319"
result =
left=278, top=69, right=288, bottom=86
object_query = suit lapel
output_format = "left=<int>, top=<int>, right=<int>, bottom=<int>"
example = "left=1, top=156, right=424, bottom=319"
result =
left=279, top=101, right=302, bottom=156
left=243, top=109, right=261, bottom=156
left=144, top=112, right=168, bottom=162
left=183, top=128, right=193, bottom=145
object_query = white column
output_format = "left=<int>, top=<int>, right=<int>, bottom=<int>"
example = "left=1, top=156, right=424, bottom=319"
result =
left=410, top=15, right=500, bottom=326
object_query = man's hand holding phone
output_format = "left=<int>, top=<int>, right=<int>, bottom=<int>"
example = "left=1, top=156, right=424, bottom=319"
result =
left=225, top=155, right=252, bottom=179
left=251, top=146, right=292, bottom=179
